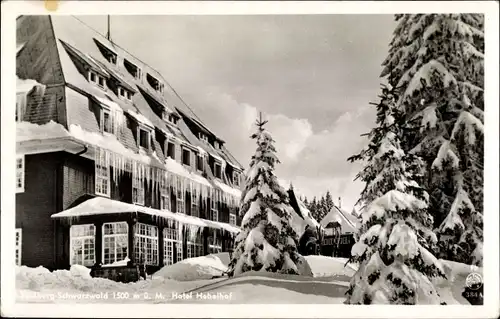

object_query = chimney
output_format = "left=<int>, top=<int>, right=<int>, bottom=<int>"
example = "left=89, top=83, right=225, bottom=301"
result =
left=338, top=197, right=342, bottom=209
left=106, top=15, right=112, bottom=41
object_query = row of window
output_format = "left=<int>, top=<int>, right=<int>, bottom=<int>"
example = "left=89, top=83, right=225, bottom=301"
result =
left=87, top=70, right=242, bottom=186
left=69, top=222, right=209, bottom=267
left=94, top=38, right=164, bottom=95
left=323, top=237, right=351, bottom=246
left=16, top=152, right=237, bottom=226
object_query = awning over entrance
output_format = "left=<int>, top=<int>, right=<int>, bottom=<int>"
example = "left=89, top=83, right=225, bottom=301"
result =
left=51, top=196, right=240, bottom=234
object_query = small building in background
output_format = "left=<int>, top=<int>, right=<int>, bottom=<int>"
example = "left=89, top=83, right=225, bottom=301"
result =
left=319, top=205, right=360, bottom=258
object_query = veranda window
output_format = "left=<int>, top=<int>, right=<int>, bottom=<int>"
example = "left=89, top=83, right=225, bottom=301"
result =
left=186, top=228, right=203, bottom=259
left=163, top=222, right=183, bottom=266
left=70, top=224, right=95, bottom=267
left=208, top=235, right=222, bottom=254
left=102, top=222, right=128, bottom=265
left=134, top=223, right=158, bottom=266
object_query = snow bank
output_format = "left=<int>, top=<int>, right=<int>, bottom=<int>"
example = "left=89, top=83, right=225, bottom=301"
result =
left=305, top=255, right=358, bottom=278
left=153, top=253, right=230, bottom=281
left=16, top=265, right=119, bottom=293
left=191, top=283, right=344, bottom=304
left=17, top=121, right=70, bottom=142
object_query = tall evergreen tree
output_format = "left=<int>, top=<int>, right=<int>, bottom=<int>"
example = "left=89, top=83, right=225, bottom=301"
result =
left=381, top=14, right=484, bottom=265
left=325, top=191, right=334, bottom=214
left=228, top=114, right=303, bottom=276
left=310, top=197, right=319, bottom=221
left=346, top=85, right=445, bottom=304
left=319, top=196, right=328, bottom=221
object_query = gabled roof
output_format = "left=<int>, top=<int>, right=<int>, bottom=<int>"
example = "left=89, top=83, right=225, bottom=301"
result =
left=51, top=16, right=239, bottom=159
left=17, top=15, right=243, bottom=194
left=320, top=205, right=359, bottom=234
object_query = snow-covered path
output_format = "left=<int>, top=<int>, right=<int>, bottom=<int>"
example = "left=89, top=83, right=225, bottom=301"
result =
left=174, top=272, right=349, bottom=303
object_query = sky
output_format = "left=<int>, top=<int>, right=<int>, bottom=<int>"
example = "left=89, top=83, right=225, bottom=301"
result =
left=77, top=15, right=396, bottom=212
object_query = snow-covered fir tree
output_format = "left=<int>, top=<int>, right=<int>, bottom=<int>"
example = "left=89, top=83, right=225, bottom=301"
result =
left=319, top=196, right=328, bottom=220
left=325, top=191, right=334, bottom=213
left=346, top=86, right=446, bottom=305
left=381, top=14, right=484, bottom=265
left=303, top=197, right=309, bottom=207
left=227, top=114, right=303, bottom=277
left=309, top=197, right=319, bottom=221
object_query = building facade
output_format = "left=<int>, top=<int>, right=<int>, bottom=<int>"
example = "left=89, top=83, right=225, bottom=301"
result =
left=319, top=206, right=360, bottom=258
left=15, top=16, right=243, bottom=281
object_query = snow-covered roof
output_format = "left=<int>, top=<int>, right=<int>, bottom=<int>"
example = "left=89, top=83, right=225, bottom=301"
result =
left=17, top=120, right=70, bottom=142
left=51, top=196, right=240, bottom=234
left=17, top=75, right=43, bottom=94
left=126, top=109, right=155, bottom=128
left=213, top=179, right=242, bottom=198
left=320, top=206, right=359, bottom=234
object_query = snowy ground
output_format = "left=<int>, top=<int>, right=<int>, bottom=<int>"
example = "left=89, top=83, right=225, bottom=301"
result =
left=16, top=253, right=477, bottom=304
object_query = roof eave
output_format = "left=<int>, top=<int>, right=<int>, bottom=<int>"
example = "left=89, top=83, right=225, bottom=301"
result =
left=17, top=136, right=87, bottom=155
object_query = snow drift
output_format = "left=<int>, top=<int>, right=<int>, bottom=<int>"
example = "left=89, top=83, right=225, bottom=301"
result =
left=153, top=253, right=229, bottom=281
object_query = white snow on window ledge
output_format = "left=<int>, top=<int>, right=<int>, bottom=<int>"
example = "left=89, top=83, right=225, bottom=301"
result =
left=101, top=257, right=130, bottom=268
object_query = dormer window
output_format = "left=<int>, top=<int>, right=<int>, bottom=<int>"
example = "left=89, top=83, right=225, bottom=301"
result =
left=182, top=149, right=191, bottom=166
left=196, top=154, right=204, bottom=171
left=198, top=133, right=208, bottom=143
left=89, top=71, right=106, bottom=89
left=138, top=127, right=151, bottom=149
left=146, top=74, right=164, bottom=93
left=162, top=111, right=178, bottom=125
left=94, top=39, right=117, bottom=64
left=233, top=172, right=240, bottom=187
left=124, top=59, right=141, bottom=79
left=168, top=115, right=178, bottom=125
left=118, top=87, right=132, bottom=101
left=214, top=163, right=222, bottom=179
left=96, top=96, right=123, bottom=136
left=102, top=109, right=112, bottom=134
left=167, top=142, right=176, bottom=159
